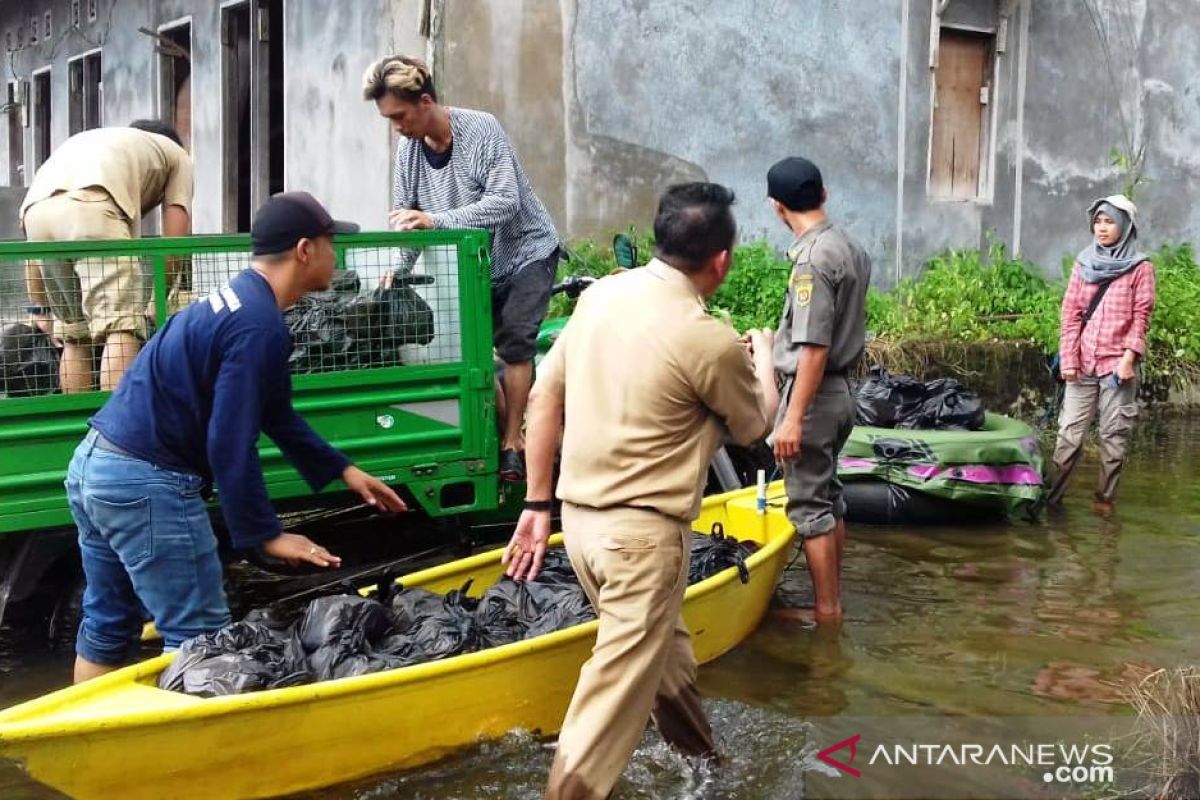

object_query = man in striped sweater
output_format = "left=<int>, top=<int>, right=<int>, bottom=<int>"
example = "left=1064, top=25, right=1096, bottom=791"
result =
left=364, top=55, right=562, bottom=482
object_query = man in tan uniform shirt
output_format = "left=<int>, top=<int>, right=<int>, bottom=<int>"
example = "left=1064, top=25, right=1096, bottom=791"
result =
left=20, top=120, right=193, bottom=393
left=503, top=183, right=775, bottom=799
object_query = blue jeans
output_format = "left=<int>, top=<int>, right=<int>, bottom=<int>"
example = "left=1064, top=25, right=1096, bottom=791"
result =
left=67, top=432, right=230, bottom=665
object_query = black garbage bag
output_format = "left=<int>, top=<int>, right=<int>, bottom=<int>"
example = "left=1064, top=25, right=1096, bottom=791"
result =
left=473, top=581, right=541, bottom=648
left=377, top=582, right=482, bottom=662
left=298, top=595, right=399, bottom=681
left=523, top=584, right=595, bottom=639
left=0, top=322, right=59, bottom=397
left=900, top=377, right=985, bottom=431
left=854, top=366, right=925, bottom=428
left=854, top=366, right=986, bottom=431
left=344, top=278, right=436, bottom=361
left=689, top=526, right=758, bottom=585
left=284, top=271, right=363, bottom=373
left=525, top=549, right=578, bottom=586
left=385, top=586, right=450, bottom=631
left=158, top=621, right=310, bottom=697
left=163, top=527, right=762, bottom=697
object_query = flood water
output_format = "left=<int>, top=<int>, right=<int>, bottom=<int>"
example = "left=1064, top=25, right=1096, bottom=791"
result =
left=3, top=416, right=1199, bottom=799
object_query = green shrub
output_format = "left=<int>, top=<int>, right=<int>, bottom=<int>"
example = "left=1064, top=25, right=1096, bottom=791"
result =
left=867, top=241, right=1062, bottom=352
left=707, top=240, right=791, bottom=331
left=554, top=232, right=1200, bottom=389
left=1142, top=243, right=1200, bottom=385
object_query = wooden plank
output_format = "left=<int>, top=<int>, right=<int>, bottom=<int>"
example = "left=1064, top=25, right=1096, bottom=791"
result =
left=930, top=30, right=988, bottom=199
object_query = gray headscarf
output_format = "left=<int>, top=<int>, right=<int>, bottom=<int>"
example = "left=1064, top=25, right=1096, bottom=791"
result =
left=1077, top=196, right=1147, bottom=283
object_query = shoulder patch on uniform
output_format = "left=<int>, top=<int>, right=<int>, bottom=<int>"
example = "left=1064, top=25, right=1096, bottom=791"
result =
left=791, top=273, right=814, bottom=307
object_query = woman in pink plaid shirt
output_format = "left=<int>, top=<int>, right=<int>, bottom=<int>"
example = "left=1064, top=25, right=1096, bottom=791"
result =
left=1047, top=194, right=1156, bottom=514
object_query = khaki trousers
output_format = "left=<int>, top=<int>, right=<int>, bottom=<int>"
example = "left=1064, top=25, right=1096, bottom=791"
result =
left=546, top=503, right=715, bottom=800
left=23, top=189, right=145, bottom=343
left=1048, top=374, right=1139, bottom=505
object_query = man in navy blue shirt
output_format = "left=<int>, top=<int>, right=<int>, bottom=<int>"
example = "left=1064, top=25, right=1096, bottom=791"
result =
left=67, top=191, right=406, bottom=683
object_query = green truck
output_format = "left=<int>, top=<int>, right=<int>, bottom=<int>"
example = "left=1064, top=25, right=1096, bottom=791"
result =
left=0, top=229, right=516, bottom=640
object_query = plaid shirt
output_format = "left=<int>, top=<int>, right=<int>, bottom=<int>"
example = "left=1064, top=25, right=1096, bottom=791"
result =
left=1059, top=260, right=1156, bottom=376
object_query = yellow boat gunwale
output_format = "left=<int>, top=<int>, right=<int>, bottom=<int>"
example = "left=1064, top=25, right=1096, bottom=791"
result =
left=0, top=521, right=794, bottom=743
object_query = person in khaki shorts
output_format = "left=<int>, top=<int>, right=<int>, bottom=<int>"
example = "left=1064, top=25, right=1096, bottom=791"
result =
left=502, top=183, right=774, bottom=799
left=20, top=120, right=193, bottom=393
left=768, top=157, right=871, bottom=625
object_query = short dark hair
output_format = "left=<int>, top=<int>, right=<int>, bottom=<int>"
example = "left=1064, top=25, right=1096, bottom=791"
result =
left=652, top=183, right=737, bottom=273
left=129, top=119, right=183, bottom=147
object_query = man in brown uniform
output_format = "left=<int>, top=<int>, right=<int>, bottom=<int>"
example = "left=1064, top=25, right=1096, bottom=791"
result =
left=20, top=120, right=193, bottom=393
left=768, top=157, right=871, bottom=624
left=503, top=183, right=774, bottom=799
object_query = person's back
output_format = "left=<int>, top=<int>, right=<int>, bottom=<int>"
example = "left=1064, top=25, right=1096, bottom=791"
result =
left=504, top=183, right=775, bottom=800
left=555, top=264, right=764, bottom=520
left=92, top=269, right=289, bottom=484
left=67, top=192, right=404, bottom=685
left=20, top=121, right=194, bottom=394
left=21, top=126, right=192, bottom=227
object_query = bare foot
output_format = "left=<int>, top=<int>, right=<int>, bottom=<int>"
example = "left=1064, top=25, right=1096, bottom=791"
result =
left=770, top=606, right=842, bottom=626
left=1091, top=500, right=1115, bottom=516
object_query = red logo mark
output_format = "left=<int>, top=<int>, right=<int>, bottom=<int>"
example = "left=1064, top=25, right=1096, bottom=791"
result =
left=818, top=734, right=862, bottom=777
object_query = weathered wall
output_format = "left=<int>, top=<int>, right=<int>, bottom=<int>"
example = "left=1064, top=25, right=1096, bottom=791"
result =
left=3, top=0, right=1198, bottom=278
left=0, top=0, right=426, bottom=236
left=436, top=0, right=1200, bottom=282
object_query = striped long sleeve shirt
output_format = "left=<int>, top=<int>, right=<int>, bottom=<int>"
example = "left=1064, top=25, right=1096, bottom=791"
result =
left=390, top=108, right=560, bottom=283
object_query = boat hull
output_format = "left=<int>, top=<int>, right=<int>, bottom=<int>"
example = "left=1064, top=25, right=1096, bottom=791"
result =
left=0, top=488, right=793, bottom=800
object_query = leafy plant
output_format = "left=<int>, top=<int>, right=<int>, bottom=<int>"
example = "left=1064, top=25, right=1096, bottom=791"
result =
left=554, top=232, right=1200, bottom=391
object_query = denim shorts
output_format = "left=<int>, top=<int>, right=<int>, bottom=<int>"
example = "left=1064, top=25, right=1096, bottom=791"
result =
left=67, top=432, right=230, bottom=666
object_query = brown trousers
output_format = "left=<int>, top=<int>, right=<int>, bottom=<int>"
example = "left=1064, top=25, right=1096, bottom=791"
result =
left=545, top=503, right=716, bottom=800
left=1048, top=374, right=1139, bottom=505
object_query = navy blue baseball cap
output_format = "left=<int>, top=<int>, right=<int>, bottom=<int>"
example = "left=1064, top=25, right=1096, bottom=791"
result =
left=251, top=191, right=360, bottom=255
left=767, top=157, right=824, bottom=212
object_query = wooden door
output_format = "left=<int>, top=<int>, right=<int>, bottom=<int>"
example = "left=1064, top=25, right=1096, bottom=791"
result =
left=930, top=29, right=990, bottom=200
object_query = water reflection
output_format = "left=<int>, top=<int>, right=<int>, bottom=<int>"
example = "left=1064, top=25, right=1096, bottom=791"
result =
left=3, top=417, right=1199, bottom=798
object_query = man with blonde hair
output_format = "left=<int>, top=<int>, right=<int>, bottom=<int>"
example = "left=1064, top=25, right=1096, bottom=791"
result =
left=363, top=55, right=561, bottom=482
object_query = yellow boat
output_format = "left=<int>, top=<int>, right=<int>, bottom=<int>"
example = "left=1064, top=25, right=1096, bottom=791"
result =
left=0, top=486, right=794, bottom=800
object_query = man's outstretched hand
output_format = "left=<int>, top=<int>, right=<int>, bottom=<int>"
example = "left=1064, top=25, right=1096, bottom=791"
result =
left=261, top=532, right=342, bottom=568
left=342, top=466, right=407, bottom=513
left=501, top=509, right=552, bottom=583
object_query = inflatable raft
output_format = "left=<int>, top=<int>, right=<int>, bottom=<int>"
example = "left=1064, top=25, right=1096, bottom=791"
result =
left=838, top=412, right=1044, bottom=524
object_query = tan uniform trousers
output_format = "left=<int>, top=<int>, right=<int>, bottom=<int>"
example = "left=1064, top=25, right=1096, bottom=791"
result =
left=546, top=503, right=715, bottom=800
left=23, top=189, right=147, bottom=343
left=1048, top=374, right=1139, bottom=505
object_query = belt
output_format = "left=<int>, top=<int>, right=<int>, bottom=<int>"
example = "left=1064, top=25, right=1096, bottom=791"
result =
left=86, top=428, right=139, bottom=460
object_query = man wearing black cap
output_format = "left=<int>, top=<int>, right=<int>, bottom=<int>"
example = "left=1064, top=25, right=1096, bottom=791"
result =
left=66, top=191, right=406, bottom=683
left=767, top=157, right=871, bottom=624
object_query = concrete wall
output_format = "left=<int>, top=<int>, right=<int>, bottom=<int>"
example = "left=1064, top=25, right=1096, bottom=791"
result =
left=0, top=0, right=426, bottom=236
left=435, top=0, right=1200, bottom=281
left=3, top=0, right=1199, bottom=280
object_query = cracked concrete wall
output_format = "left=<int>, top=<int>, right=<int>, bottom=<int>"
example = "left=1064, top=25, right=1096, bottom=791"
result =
left=3, top=0, right=1198, bottom=279
left=0, top=0, right=425, bottom=236
left=437, top=0, right=1200, bottom=281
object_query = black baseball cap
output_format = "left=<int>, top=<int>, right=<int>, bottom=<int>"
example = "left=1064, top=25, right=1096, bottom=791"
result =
left=767, top=157, right=824, bottom=212
left=250, top=191, right=360, bottom=255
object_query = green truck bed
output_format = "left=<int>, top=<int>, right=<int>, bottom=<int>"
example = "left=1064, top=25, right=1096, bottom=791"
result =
left=0, top=229, right=501, bottom=535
